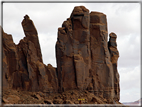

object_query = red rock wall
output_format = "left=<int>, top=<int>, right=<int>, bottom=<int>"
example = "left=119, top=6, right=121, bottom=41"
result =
left=2, top=29, right=18, bottom=88
left=2, top=15, right=58, bottom=92
left=2, top=6, right=120, bottom=104
left=108, top=32, right=120, bottom=102
left=89, top=12, right=115, bottom=103
left=56, top=6, right=120, bottom=103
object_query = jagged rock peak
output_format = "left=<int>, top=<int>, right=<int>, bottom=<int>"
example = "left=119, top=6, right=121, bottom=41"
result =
left=56, top=6, right=120, bottom=104
left=70, top=6, right=89, bottom=18
left=21, top=14, right=43, bottom=63
left=24, top=14, right=29, bottom=19
left=2, top=6, right=121, bottom=104
left=109, top=32, right=117, bottom=38
left=2, top=14, right=58, bottom=92
left=72, top=6, right=89, bottom=13
left=22, top=14, right=38, bottom=36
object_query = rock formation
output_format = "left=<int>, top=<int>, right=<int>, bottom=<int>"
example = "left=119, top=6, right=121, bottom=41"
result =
left=2, top=6, right=120, bottom=104
left=56, top=6, right=91, bottom=92
left=2, top=15, right=58, bottom=92
left=2, top=28, right=18, bottom=88
left=108, top=33, right=120, bottom=102
left=56, top=6, right=120, bottom=103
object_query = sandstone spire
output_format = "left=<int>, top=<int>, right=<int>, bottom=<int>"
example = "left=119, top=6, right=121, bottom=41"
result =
left=56, top=6, right=120, bottom=103
left=2, top=6, right=120, bottom=104
left=21, top=15, right=43, bottom=63
left=56, top=6, right=91, bottom=92
left=108, top=32, right=120, bottom=102
left=2, top=15, right=58, bottom=92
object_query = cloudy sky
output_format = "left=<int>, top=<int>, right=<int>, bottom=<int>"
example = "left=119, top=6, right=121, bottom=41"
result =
left=1, top=0, right=141, bottom=103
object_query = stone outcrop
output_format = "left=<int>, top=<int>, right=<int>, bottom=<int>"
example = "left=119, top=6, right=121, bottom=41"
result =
left=108, top=33, right=120, bottom=102
left=56, top=6, right=91, bottom=92
left=2, top=28, right=18, bottom=88
left=21, top=15, right=43, bottom=63
left=2, top=15, right=58, bottom=92
left=56, top=6, right=120, bottom=103
left=2, top=6, right=120, bottom=104
left=89, top=12, right=114, bottom=103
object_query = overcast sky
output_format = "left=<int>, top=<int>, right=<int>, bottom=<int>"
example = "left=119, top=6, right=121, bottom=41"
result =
left=1, top=1, right=141, bottom=103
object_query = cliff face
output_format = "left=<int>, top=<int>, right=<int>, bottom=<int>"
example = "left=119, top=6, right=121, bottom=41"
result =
left=56, top=6, right=120, bottom=103
left=56, top=6, right=91, bottom=92
left=2, top=6, right=120, bottom=104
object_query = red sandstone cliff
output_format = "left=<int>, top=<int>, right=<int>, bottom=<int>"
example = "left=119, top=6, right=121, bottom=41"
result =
left=56, top=6, right=120, bottom=104
left=2, top=15, right=58, bottom=92
left=2, top=6, right=121, bottom=104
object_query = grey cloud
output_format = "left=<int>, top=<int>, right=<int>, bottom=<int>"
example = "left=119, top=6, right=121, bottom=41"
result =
left=108, top=4, right=140, bottom=36
left=120, top=88, right=140, bottom=102
left=84, top=3, right=140, bottom=36
left=119, top=66, right=140, bottom=102
left=119, top=66, right=140, bottom=90
left=117, top=33, right=140, bottom=68
left=38, top=34, right=57, bottom=66
left=112, top=3, right=140, bottom=13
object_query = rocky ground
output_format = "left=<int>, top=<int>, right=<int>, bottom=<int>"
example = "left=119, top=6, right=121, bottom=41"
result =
left=2, top=88, right=120, bottom=105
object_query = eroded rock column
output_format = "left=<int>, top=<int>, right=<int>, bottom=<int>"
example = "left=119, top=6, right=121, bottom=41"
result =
left=21, top=15, right=43, bottom=63
left=108, top=32, right=120, bottom=102
left=71, top=6, right=91, bottom=90
left=89, top=12, right=114, bottom=103
left=56, top=6, right=91, bottom=91
left=2, top=28, right=18, bottom=88
left=2, top=15, right=58, bottom=92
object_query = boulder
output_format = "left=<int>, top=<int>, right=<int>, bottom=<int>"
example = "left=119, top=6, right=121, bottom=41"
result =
left=44, top=99, right=53, bottom=104
left=31, top=93, right=42, bottom=101
left=6, top=95, right=20, bottom=104
left=2, top=98, right=9, bottom=103
left=53, top=99, right=63, bottom=104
